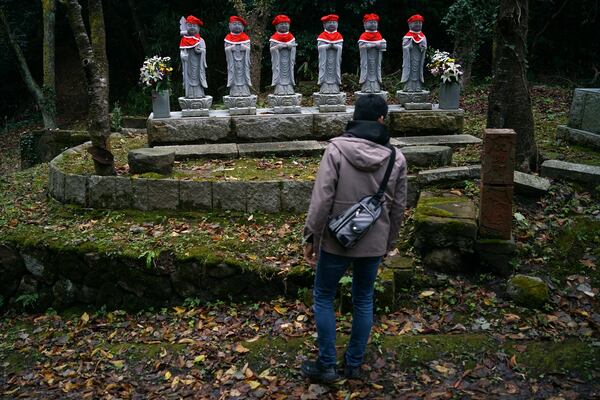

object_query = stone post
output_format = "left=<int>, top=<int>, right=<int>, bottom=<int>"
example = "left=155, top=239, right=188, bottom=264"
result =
left=476, top=128, right=517, bottom=275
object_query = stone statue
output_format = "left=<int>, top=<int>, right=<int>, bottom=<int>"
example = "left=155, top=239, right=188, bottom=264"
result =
left=356, top=13, right=388, bottom=101
left=401, top=14, right=427, bottom=92
left=396, top=14, right=430, bottom=107
left=268, top=15, right=302, bottom=113
left=178, top=15, right=212, bottom=117
left=313, top=14, right=346, bottom=112
left=223, top=16, right=257, bottom=115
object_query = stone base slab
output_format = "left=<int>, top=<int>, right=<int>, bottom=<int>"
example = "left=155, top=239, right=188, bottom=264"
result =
left=396, top=90, right=431, bottom=106
left=228, top=107, right=257, bottom=116
left=391, top=134, right=480, bottom=148
left=557, top=125, right=600, bottom=150
left=313, top=93, right=346, bottom=113
left=405, top=102, right=433, bottom=110
left=400, top=145, right=453, bottom=168
left=541, top=159, right=600, bottom=185
left=268, top=94, right=302, bottom=114
left=179, top=96, right=213, bottom=117
left=354, top=91, right=389, bottom=102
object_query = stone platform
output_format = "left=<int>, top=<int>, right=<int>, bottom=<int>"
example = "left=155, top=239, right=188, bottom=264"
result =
left=147, top=105, right=464, bottom=146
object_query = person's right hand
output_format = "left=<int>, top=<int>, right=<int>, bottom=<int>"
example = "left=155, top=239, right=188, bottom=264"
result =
left=303, top=243, right=317, bottom=268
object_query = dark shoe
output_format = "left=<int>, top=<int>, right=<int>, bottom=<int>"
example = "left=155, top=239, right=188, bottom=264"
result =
left=342, top=364, right=362, bottom=380
left=300, top=359, right=340, bottom=383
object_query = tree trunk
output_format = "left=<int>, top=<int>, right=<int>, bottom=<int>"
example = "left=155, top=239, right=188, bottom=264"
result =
left=0, top=7, right=57, bottom=129
left=453, top=33, right=477, bottom=89
left=63, top=0, right=115, bottom=175
left=487, top=0, right=537, bottom=171
left=42, top=0, right=57, bottom=129
left=230, top=0, right=274, bottom=93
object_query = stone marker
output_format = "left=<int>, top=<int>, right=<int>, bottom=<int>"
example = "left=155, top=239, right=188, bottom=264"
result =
left=513, top=171, right=550, bottom=197
left=479, top=129, right=516, bottom=240
left=400, top=145, right=452, bottom=168
left=541, top=159, right=600, bottom=185
left=556, top=88, right=600, bottom=149
left=128, top=148, right=175, bottom=175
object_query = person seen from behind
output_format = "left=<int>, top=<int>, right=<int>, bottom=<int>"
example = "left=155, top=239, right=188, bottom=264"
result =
left=301, top=94, right=408, bottom=383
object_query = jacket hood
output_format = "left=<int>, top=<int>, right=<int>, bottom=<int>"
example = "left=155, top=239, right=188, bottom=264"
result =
left=345, top=120, right=390, bottom=146
left=330, top=136, right=393, bottom=172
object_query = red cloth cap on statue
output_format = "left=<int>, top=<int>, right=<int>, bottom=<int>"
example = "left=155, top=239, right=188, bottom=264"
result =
left=407, top=14, right=424, bottom=23
left=272, top=15, right=291, bottom=25
left=229, top=16, right=247, bottom=26
left=320, top=14, right=339, bottom=23
left=363, top=13, right=380, bottom=23
left=186, top=15, right=204, bottom=26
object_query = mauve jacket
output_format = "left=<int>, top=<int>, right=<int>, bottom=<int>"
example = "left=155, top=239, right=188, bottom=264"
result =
left=303, top=129, right=408, bottom=258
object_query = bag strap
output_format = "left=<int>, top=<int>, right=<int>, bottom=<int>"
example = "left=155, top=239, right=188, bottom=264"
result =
left=373, top=145, right=396, bottom=202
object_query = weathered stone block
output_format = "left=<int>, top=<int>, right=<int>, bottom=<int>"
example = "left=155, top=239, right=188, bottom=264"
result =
left=567, top=88, right=600, bottom=133
left=389, top=108, right=464, bottom=136
left=385, top=255, right=414, bottom=289
left=479, top=184, right=514, bottom=240
left=313, top=112, right=352, bottom=139
left=476, top=237, right=516, bottom=277
left=400, top=145, right=453, bottom=168
left=404, top=102, right=433, bottom=110
left=234, top=113, right=313, bottom=141
left=396, top=90, right=430, bottom=106
left=159, top=143, right=239, bottom=160
left=406, top=175, right=420, bottom=208
left=313, top=93, right=346, bottom=113
left=557, top=125, right=600, bottom=150
left=506, top=274, right=549, bottom=308
left=147, top=179, right=179, bottom=210
left=423, top=248, right=463, bottom=273
left=128, top=147, right=175, bottom=175
left=213, top=181, right=247, bottom=211
left=281, top=180, right=313, bottom=213
left=513, top=171, right=550, bottom=197
left=179, top=181, right=212, bottom=210
left=48, top=164, right=65, bottom=202
left=418, top=166, right=471, bottom=185
left=237, top=141, right=326, bottom=157
left=413, top=193, right=478, bottom=254
left=179, top=96, right=213, bottom=117
left=131, top=178, right=149, bottom=210
left=541, top=160, right=600, bottom=185
left=147, top=113, right=232, bottom=145
left=88, top=176, right=116, bottom=208
left=247, top=181, right=281, bottom=213
left=391, top=134, right=481, bottom=148
left=224, top=95, right=257, bottom=112
left=481, top=129, right=516, bottom=186
left=113, top=177, right=133, bottom=208
left=52, top=279, right=76, bottom=308
left=0, top=244, right=25, bottom=299
left=64, top=174, right=87, bottom=205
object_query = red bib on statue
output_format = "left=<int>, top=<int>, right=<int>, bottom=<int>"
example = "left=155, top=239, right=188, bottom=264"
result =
left=180, top=34, right=201, bottom=48
left=225, top=32, right=250, bottom=43
left=404, top=31, right=425, bottom=44
left=270, top=32, right=295, bottom=43
left=358, top=31, right=383, bottom=42
left=318, top=31, right=343, bottom=43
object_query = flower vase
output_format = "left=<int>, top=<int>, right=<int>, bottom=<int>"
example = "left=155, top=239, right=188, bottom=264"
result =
left=439, top=81, right=460, bottom=110
left=151, top=89, right=171, bottom=118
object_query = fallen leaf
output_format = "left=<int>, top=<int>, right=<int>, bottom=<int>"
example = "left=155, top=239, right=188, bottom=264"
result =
left=419, top=290, right=435, bottom=298
left=234, top=343, right=250, bottom=353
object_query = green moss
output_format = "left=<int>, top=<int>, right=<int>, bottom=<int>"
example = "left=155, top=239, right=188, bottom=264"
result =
left=415, top=205, right=454, bottom=218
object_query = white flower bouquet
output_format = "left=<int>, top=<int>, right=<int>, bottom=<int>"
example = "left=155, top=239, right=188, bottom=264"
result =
left=139, top=56, right=173, bottom=93
left=428, top=50, right=463, bottom=83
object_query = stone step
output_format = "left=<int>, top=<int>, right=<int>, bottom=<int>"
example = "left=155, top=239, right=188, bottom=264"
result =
left=400, top=145, right=453, bottom=168
left=417, top=165, right=481, bottom=184
left=156, top=141, right=326, bottom=160
left=391, top=134, right=482, bottom=148
left=541, top=160, right=600, bottom=185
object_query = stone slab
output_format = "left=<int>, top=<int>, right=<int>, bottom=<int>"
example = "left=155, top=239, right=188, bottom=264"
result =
left=313, top=112, right=352, bottom=139
left=158, top=144, right=239, bottom=160
left=406, top=175, right=420, bottom=208
left=212, top=181, right=247, bottom=211
left=389, top=107, right=464, bottom=136
left=318, top=105, right=347, bottom=113
left=179, top=180, right=212, bottom=210
left=228, top=107, right=257, bottom=116
left=281, top=180, right=313, bottom=213
left=391, top=134, right=481, bottom=148
left=237, top=141, right=326, bottom=157
left=87, top=175, right=115, bottom=208
left=418, top=166, right=471, bottom=185
left=541, top=160, right=600, bottom=185
left=128, top=147, right=175, bottom=175
left=64, top=174, right=87, bottom=205
left=557, top=125, right=600, bottom=150
left=400, top=145, right=453, bottom=168
left=147, top=113, right=232, bottom=145
left=246, top=181, right=281, bottom=213
left=147, top=179, right=179, bottom=210
left=234, top=113, right=313, bottom=141
left=513, top=171, right=550, bottom=197
left=404, top=103, right=433, bottom=110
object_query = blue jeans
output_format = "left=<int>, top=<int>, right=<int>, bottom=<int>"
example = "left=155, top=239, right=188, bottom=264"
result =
left=313, top=250, right=382, bottom=368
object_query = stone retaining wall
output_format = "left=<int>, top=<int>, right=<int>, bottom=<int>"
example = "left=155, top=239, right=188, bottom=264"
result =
left=148, top=106, right=465, bottom=146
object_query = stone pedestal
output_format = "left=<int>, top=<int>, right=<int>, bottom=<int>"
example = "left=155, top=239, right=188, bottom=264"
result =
left=396, top=90, right=430, bottom=106
left=179, top=96, right=213, bottom=117
left=223, top=95, right=257, bottom=116
left=354, top=91, right=388, bottom=102
left=267, top=93, right=302, bottom=114
left=405, top=103, right=433, bottom=110
left=313, top=93, right=346, bottom=113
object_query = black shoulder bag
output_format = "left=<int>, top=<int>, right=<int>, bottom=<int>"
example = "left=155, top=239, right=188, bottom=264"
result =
left=327, top=146, right=396, bottom=248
